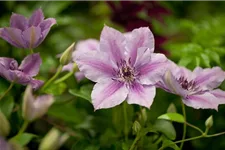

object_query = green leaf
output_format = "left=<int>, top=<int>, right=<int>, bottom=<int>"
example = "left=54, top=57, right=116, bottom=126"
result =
left=158, top=113, right=185, bottom=123
left=200, top=53, right=211, bottom=67
left=69, top=84, right=93, bottom=102
left=167, top=103, right=177, bottom=113
left=10, top=133, right=37, bottom=146
left=162, top=139, right=180, bottom=150
left=0, top=96, right=14, bottom=118
left=153, top=119, right=176, bottom=140
left=178, top=56, right=192, bottom=67
left=45, top=82, right=67, bottom=95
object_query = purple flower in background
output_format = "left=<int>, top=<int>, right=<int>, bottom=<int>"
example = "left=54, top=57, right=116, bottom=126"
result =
left=157, top=62, right=225, bottom=110
left=0, top=136, right=12, bottom=150
left=63, top=39, right=99, bottom=81
left=0, top=8, right=56, bottom=49
left=0, top=53, right=43, bottom=89
left=75, top=26, right=168, bottom=110
left=22, top=85, right=54, bottom=122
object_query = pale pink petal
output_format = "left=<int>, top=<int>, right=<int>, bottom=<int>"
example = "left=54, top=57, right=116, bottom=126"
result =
left=91, top=79, right=129, bottom=110
left=184, top=92, right=218, bottom=110
left=76, top=39, right=99, bottom=51
left=22, top=26, right=42, bottom=49
left=127, top=83, right=156, bottom=108
left=210, top=89, right=225, bottom=104
left=126, top=27, right=154, bottom=66
left=100, top=26, right=126, bottom=64
left=10, top=13, right=28, bottom=31
left=19, top=53, right=41, bottom=77
left=29, top=79, right=44, bottom=90
left=194, top=67, right=225, bottom=90
left=0, top=58, right=18, bottom=70
left=75, top=49, right=116, bottom=82
left=62, top=63, right=73, bottom=72
left=39, top=18, right=56, bottom=31
left=29, top=8, right=44, bottom=27
left=138, top=53, right=168, bottom=85
left=0, top=27, right=25, bottom=48
left=75, top=72, right=85, bottom=81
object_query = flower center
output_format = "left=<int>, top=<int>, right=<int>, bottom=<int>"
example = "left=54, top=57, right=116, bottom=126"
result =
left=177, top=76, right=196, bottom=91
left=9, top=61, right=18, bottom=70
left=117, top=59, right=135, bottom=83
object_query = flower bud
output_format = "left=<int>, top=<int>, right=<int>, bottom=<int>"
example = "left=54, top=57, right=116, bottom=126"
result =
left=0, top=110, right=10, bottom=137
left=138, top=108, right=147, bottom=125
left=132, top=121, right=141, bottom=135
left=22, top=85, right=54, bottom=122
left=60, top=42, right=75, bottom=65
left=205, top=115, right=213, bottom=129
left=38, top=128, right=69, bottom=150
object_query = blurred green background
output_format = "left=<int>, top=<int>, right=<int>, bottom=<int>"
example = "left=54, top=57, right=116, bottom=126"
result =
left=0, top=1, right=225, bottom=150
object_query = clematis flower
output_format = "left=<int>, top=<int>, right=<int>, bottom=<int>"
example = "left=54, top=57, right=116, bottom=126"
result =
left=0, top=136, right=12, bottom=150
left=157, top=62, right=225, bottom=110
left=0, top=8, right=56, bottom=49
left=75, top=26, right=168, bottom=110
left=62, top=39, right=99, bottom=81
left=0, top=53, right=43, bottom=89
left=22, top=85, right=54, bottom=122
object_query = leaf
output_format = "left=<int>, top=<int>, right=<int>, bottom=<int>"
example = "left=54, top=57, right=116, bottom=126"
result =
left=69, top=84, right=93, bottom=102
left=0, top=96, right=14, bottom=118
left=158, top=113, right=185, bottom=123
left=167, top=103, right=177, bottom=113
left=200, top=53, right=211, bottom=67
left=178, top=56, right=192, bottom=67
left=10, top=133, right=37, bottom=146
left=45, top=82, right=67, bottom=95
left=153, top=119, right=176, bottom=140
left=162, top=139, right=180, bottom=150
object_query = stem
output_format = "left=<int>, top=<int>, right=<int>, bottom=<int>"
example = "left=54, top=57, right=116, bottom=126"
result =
left=129, top=134, right=140, bottom=150
left=30, top=49, right=34, bottom=54
left=41, top=65, right=63, bottom=91
left=0, top=82, right=14, bottom=101
left=13, top=120, right=29, bottom=139
left=54, top=71, right=74, bottom=84
left=123, top=102, right=128, bottom=141
left=206, top=131, right=225, bottom=138
left=186, top=122, right=204, bottom=134
left=180, top=102, right=186, bottom=149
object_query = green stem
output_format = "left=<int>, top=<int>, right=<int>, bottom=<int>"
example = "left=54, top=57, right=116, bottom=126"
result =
left=41, top=65, right=63, bottom=91
left=123, top=102, right=128, bottom=141
left=0, top=82, right=14, bottom=101
left=13, top=120, right=29, bottom=139
left=186, top=122, right=204, bottom=134
left=180, top=102, right=186, bottom=149
left=30, top=49, right=34, bottom=54
left=54, top=71, right=74, bottom=84
left=129, top=134, right=140, bottom=150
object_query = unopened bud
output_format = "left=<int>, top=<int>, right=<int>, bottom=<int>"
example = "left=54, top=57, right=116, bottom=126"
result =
left=60, top=42, right=75, bottom=65
left=23, top=85, right=54, bottom=122
left=205, top=115, right=213, bottom=129
left=0, top=110, right=10, bottom=137
left=132, top=121, right=141, bottom=135
left=39, top=128, right=69, bottom=150
left=138, top=108, right=147, bottom=125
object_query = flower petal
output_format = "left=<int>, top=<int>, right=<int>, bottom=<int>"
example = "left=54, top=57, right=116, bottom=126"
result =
left=10, top=13, right=28, bottom=31
left=100, top=26, right=126, bottom=64
left=76, top=39, right=99, bottom=51
left=138, top=53, right=168, bottom=85
left=75, top=72, right=85, bottom=81
left=210, top=89, right=225, bottom=105
left=29, top=8, right=44, bottom=27
left=127, top=83, right=156, bottom=108
left=22, top=26, right=41, bottom=49
left=19, top=53, right=42, bottom=77
left=194, top=67, right=225, bottom=90
left=91, top=79, right=128, bottom=110
left=75, top=49, right=116, bottom=82
left=29, top=79, right=44, bottom=90
left=39, top=18, right=56, bottom=31
left=0, top=27, right=25, bottom=48
left=126, top=27, right=154, bottom=66
left=0, top=58, right=17, bottom=70
left=0, top=136, right=12, bottom=150
left=184, top=92, right=218, bottom=110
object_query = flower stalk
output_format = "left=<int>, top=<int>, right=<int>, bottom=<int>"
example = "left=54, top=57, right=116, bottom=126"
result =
left=180, top=102, right=186, bottom=149
left=0, top=82, right=14, bottom=101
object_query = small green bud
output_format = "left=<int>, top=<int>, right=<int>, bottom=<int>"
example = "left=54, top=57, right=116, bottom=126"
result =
left=60, top=42, right=75, bottom=65
left=205, top=115, right=213, bottom=129
left=39, top=128, right=69, bottom=150
left=0, top=110, right=10, bottom=137
left=167, top=103, right=177, bottom=113
left=132, top=121, right=141, bottom=135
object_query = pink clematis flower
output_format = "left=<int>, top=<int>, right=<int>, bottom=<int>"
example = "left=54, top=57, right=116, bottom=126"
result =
left=0, top=53, right=43, bottom=90
left=0, top=8, right=56, bottom=49
left=157, top=61, right=225, bottom=110
left=62, top=39, right=99, bottom=81
left=75, top=26, right=168, bottom=110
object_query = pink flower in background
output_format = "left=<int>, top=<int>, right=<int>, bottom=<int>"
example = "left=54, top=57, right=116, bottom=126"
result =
left=0, top=8, right=56, bottom=49
left=75, top=26, right=168, bottom=110
left=62, top=39, right=99, bottom=81
left=0, top=53, right=43, bottom=89
left=157, top=62, right=225, bottom=110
